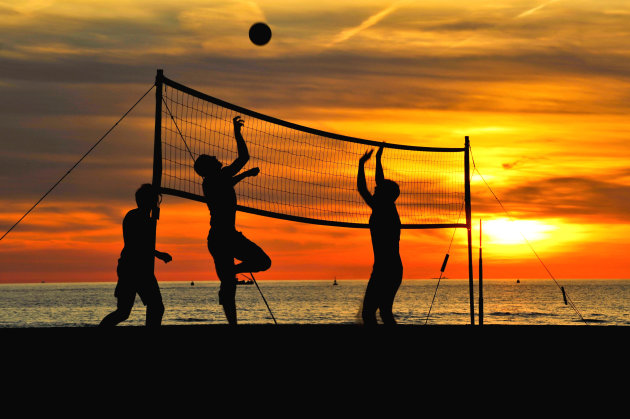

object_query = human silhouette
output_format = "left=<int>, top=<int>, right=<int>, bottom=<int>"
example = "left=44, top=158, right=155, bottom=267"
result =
left=357, top=145, right=402, bottom=326
left=195, top=116, right=272, bottom=325
left=99, top=184, right=172, bottom=327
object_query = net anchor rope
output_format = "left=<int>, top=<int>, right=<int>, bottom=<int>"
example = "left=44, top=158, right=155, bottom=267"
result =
left=469, top=146, right=588, bottom=325
left=0, top=83, right=156, bottom=243
left=424, top=205, right=464, bottom=325
left=162, top=96, right=196, bottom=163
left=240, top=272, right=277, bottom=325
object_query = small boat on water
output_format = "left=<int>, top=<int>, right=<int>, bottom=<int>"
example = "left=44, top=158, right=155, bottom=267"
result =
left=191, top=281, right=195, bottom=286
left=516, top=279, right=520, bottom=284
left=333, top=277, right=338, bottom=286
left=237, top=279, right=254, bottom=285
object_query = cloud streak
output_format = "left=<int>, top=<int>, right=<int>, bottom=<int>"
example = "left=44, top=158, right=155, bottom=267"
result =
left=516, top=0, right=561, bottom=19
left=327, top=0, right=410, bottom=47
left=472, top=175, right=630, bottom=223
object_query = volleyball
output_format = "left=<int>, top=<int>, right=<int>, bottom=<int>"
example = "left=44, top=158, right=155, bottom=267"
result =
left=249, top=22, right=272, bottom=46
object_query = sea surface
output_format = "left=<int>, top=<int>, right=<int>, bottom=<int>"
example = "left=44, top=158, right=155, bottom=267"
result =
left=0, top=279, right=628, bottom=327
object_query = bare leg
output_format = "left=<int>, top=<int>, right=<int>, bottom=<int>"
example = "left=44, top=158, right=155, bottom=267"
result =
left=209, top=237, right=238, bottom=326
left=379, top=303, right=397, bottom=326
left=234, top=257, right=271, bottom=275
left=233, top=233, right=271, bottom=275
left=99, top=293, right=134, bottom=327
left=378, top=277, right=402, bottom=326
left=361, top=278, right=378, bottom=326
left=217, top=263, right=237, bottom=326
left=146, top=301, right=164, bottom=327
left=222, top=300, right=237, bottom=325
left=99, top=308, right=131, bottom=327
left=218, top=281, right=237, bottom=325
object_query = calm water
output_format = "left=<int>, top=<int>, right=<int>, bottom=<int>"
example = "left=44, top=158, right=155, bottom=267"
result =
left=0, top=279, right=628, bottom=327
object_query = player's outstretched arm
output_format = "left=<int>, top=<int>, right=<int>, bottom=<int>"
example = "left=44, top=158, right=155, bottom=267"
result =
left=358, top=150, right=374, bottom=208
left=232, top=167, right=260, bottom=185
left=224, top=116, right=250, bottom=177
left=375, top=145, right=385, bottom=185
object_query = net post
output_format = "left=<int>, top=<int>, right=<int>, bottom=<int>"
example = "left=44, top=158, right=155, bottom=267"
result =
left=153, top=69, right=163, bottom=189
left=479, top=218, right=483, bottom=326
left=465, top=136, right=475, bottom=326
left=151, top=69, right=163, bottom=275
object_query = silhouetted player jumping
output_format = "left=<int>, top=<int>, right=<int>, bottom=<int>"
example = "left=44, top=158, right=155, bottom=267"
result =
left=195, top=116, right=271, bottom=325
left=99, top=184, right=172, bottom=327
left=357, top=146, right=402, bottom=326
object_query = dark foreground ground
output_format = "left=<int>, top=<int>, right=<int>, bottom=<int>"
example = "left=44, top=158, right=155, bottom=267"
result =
left=4, top=324, right=626, bottom=361
left=3, top=325, right=627, bottom=406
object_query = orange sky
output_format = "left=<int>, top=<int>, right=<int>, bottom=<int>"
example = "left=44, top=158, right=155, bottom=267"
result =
left=1, top=0, right=630, bottom=282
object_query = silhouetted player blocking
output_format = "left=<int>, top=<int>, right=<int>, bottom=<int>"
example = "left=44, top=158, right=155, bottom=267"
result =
left=357, top=146, right=403, bottom=326
left=195, top=116, right=272, bottom=325
left=99, top=184, right=172, bottom=327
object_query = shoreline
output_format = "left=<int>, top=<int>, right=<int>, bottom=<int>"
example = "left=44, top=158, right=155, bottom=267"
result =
left=2, top=278, right=630, bottom=285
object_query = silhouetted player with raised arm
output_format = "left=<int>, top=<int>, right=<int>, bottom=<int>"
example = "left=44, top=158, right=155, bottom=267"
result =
left=357, top=145, right=402, bottom=326
left=195, top=116, right=271, bottom=325
left=99, top=184, right=172, bottom=327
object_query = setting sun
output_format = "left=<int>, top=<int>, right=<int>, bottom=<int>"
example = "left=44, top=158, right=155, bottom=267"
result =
left=482, top=218, right=556, bottom=246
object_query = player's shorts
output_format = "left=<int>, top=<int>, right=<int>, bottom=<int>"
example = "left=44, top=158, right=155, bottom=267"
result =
left=366, top=261, right=403, bottom=301
left=114, top=258, right=163, bottom=307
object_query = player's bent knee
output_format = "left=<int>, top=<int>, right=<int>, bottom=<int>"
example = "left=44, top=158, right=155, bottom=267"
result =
left=255, top=253, right=271, bottom=272
left=261, top=254, right=272, bottom=271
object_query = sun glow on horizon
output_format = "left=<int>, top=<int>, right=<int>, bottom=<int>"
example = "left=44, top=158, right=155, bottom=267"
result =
left=482, top=218, right=556, bottom=246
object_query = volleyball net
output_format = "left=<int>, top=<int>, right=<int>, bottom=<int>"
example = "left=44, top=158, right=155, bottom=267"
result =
left=154, top=71, right=469, bottom=229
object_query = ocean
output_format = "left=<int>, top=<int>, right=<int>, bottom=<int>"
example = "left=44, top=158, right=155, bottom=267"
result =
left=1, top=279, right=628, bottom=327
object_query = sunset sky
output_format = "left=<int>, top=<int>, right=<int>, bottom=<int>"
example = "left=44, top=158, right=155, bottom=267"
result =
left=1, top=0, right=629, bottom=283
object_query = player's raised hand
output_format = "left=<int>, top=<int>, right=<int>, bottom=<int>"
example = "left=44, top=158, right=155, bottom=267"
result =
left=359, top=149, right=374, bottom=164
left=233, top=116, right=244, bottom=132
left=376, top=144, right=385, bottom=159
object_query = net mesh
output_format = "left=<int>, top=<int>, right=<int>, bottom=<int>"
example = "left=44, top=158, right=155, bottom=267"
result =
left=158, top=77, right=467, bottom=228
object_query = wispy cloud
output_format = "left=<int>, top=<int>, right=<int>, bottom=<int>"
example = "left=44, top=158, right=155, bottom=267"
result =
left=516, top=0, right=561, bottom=19
left=449, top=0, right=563, bottom=49
left=327, top=0, right=410, bottom=47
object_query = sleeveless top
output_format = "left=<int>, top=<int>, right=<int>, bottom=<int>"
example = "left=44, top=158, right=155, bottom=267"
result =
left=119, top=208, right=153, bottom=271
left=203, top=171, right=237, bottom=236
left=369, top=203, right=402, bottom=272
